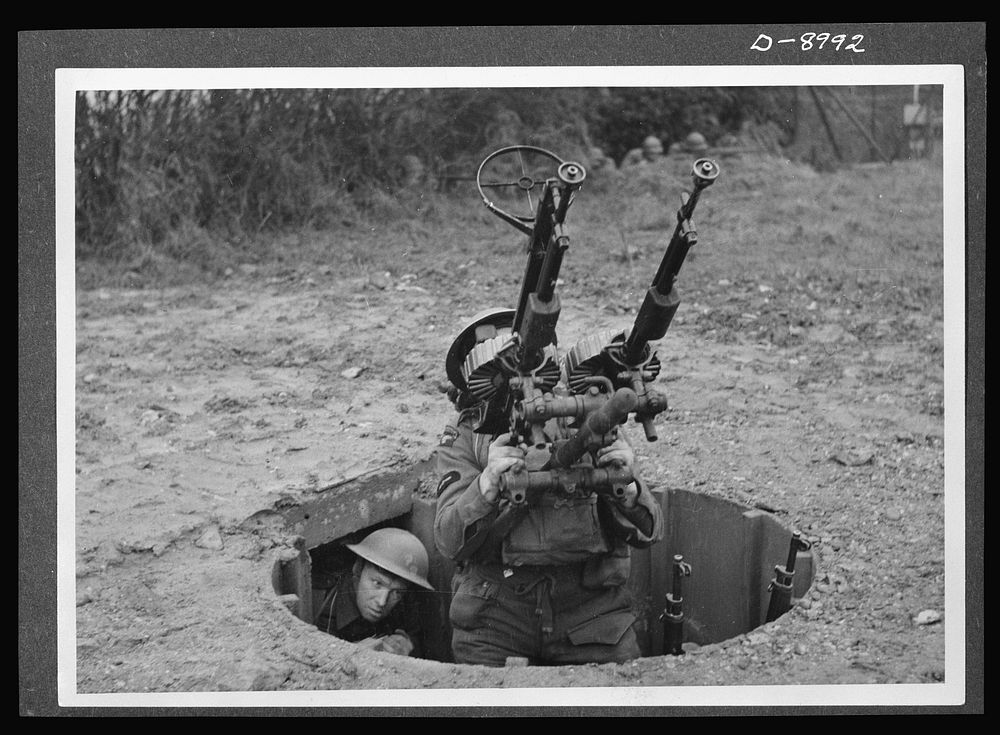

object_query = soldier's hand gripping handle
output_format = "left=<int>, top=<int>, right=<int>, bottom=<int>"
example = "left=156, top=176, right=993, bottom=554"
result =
left=479, top=432, right=526, bottom=504
left=595, top=433, right=638, bottom=506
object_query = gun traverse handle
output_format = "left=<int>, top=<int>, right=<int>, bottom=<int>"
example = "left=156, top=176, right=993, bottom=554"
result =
left=553, top=387, right=638, bottom=468
left=499, top=465, right=635, bottom=504
left=639, top=415, right=658, bottom=442
left=632, top=387, right=668, bottom=442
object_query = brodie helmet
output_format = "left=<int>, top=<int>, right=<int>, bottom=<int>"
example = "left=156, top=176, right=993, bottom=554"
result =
left=445, top=308, right=516, bottom=392
left=346, top=528, right=434, bottom=590
left=684, top=132, right=708, bottom=152
left=642, top=135, right=664, bottom=155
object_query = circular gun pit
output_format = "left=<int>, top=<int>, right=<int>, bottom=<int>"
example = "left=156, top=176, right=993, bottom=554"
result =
left=264, top=459, right=815, bottom=663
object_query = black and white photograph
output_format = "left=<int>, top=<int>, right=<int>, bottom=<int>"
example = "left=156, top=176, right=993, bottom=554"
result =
left=20, top=26, right=983, bottom=716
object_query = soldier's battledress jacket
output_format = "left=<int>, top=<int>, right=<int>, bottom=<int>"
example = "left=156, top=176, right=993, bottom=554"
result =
left=433, top=404, right=664, bottom=666
left=312, top=572, right=421, bottom=655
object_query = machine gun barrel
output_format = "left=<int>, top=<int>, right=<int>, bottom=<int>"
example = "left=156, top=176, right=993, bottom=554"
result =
left=512, top=161, right=585, bottom=335
left=465, top=148, right=588, bottom=441
left=512, top=168, right=584, bottom=375
left=623, top=158, right=719, bottom=365
left=535, top=233, right=568, bottom=303
left=651, top=158, right=720, bottom=294
left=512, top=187, right=556, bottom=335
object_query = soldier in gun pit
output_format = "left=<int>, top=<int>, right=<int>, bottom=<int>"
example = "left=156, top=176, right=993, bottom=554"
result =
left=311, top=527, right=434, bottom=656
left=620, top=135, right=664, bottom=168
left=434, top=309, right=664, bottom=667
left=668, top=131, right=710, bottom=156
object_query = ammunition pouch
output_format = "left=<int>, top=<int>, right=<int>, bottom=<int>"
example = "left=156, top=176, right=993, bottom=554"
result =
left=501, top=492, right=609, bottom=566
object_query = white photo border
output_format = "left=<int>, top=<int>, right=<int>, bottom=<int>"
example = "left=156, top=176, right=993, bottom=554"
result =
left=55, top=63, right=967, bottom=709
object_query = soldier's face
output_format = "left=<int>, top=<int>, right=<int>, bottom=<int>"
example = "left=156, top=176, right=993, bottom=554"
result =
left=355, top=563, right=408, bottom=622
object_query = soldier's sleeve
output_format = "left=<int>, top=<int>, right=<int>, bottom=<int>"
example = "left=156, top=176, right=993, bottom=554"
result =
left=432, top=419, right=501, bottom=562
left=391, top=598, right=422, bottom=657
left=600, top=477, right=664, bottom=548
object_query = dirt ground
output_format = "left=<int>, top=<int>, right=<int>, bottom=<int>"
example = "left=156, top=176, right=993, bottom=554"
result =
left=71, top=152, right=951, bottom=705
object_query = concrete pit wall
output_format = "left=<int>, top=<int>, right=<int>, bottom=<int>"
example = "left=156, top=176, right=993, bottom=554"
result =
left=270, top=460, right=815, bottom=662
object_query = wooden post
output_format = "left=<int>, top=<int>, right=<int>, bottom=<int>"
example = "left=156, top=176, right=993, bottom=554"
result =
left=647, top=488, right=672, bottom=655
left=273, top=538, right=313, bottom=623
left=291, top=536, right=313, bottom=623
left=821, top=86, right=893, bottom=164
left=869, top=86, right=878, bottom=162
left=807, top=86, right=844, bottom=162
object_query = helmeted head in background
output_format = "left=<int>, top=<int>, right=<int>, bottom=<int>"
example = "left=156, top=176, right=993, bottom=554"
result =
left=683, top=132, right=709, bottom=153
left=641, top=135, right=664, bottom=161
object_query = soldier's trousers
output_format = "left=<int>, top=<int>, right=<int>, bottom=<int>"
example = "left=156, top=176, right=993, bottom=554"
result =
left=448, top=562, right=641, bottom=666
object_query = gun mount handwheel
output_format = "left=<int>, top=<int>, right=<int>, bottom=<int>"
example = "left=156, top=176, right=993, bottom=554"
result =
left=476, top=145, right=587, bottom=235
